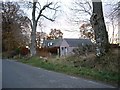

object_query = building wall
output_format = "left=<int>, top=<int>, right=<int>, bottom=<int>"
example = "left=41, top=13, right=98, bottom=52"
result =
left=59, top=39, right=69, bottom=56
left=60, top=39, right=69, bottom=47
left=59, top=46, right=77, bottom=56
left=60, top=47, right=67, bottom=56
left=67, top=47, right=77, bottom=55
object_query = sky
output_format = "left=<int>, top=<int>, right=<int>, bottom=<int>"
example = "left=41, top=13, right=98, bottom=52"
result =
left=2, top=0, right=119, bottom=43
left=29, top=0, right=118, bottom=40
left=27, top=0, right=79, bottom=38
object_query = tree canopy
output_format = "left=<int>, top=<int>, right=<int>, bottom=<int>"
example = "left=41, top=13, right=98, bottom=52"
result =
left=2, top=2, right=31, bottom=52
left=47, top=29, right=63, bottom=40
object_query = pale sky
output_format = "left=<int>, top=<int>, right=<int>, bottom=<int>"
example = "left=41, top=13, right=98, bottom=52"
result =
left=2, top=0, right=119, bottom=42
left=31, top=0, right=118, bottom=39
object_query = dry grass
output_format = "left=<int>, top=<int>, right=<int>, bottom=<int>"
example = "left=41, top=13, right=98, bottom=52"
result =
left=18, top=48, right=119, bottom=86
left=64, top=48, right=119, bottom=72
left=19, top=48, right=119, bottom=86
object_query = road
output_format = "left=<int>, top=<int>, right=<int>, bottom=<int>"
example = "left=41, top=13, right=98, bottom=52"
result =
left=0, top=59, right=2, bottom=90
left=2, top=59, right=115, bottom=88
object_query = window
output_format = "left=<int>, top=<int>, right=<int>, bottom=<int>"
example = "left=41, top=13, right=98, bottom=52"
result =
left=48, top=42, right=53, bottom=46
left=50, top=42, right=53, bottom=46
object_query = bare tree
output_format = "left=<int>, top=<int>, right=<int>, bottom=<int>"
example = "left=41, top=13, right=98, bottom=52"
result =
left=109, top=1, right=120, bottom=43
left=111, top=1, right=120, bottom=18
left=90, top=0, right=109, bottom=57
left=70, top=0, right=94, bottom=40
left=104, top=1, right=119, bottom=44
left=71, top=0, right=110, bottom=57
left=29, top=0, right=60, bottom=56
left=110, top=15, right=117, bottom=44
left=70, top=0, right=92, bottom=24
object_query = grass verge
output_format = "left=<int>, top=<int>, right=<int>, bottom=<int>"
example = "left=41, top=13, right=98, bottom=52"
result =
left=18, top=56, right=119, bottom=87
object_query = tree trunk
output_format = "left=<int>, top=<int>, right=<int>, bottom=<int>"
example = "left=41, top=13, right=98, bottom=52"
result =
left=118, top=3, right=120, bottom=46
left=30, top=21, right=37, bottom=56
left=111, top=18, right=115, bottom=44
left=30, top=1, right=58, bottom=56
left=30, top=2, right=37, bottom=56
left=90, top=0, right=109, bottom=57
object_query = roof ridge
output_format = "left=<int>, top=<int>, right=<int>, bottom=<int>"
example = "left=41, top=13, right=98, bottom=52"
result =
left=64, top=38, right=90, bottom=40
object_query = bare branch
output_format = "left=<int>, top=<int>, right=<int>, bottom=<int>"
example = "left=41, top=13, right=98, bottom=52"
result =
left=37, top=2, right=41, bottom=9
left=70, top=0, right=92, bottom=24
left=41, top=14, right=55, bottom=22
left=72, top=8, right=91, bottom=16
left=47, top=2, right=60, bottom=11
left=107, top=1, right=120, bottom=20
left=64, top=29, right=79, bottom=32
left=86, top=1, right=92, bottom=12
left=75, top=2, right=92, bottom=15
left=47, top=6, right=60, bottom=11
left=36, top=2, right=53, bottom=22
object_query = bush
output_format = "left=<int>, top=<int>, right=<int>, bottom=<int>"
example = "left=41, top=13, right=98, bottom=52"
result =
left=2, top=47, right=30, bottom=59
left=2, top=50, right=17, bottom=58
left=20, top=47, right=30, bottom=56
left=73, top=45, right=95, bottom=56
left=15, top=48, right=20, bottom=55
left=66, top=47, right=119, bottom=74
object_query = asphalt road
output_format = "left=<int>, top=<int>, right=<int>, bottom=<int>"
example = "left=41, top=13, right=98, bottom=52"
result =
left=0, top=59, right=2, bottom=90
left=2, top=59, right=115, bottom=88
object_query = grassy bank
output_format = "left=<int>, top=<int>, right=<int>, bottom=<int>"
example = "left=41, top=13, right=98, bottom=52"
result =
left=18, top=54, right=119, bottom=86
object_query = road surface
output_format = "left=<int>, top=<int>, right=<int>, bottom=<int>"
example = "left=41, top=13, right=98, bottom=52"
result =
left=2, top=59, right=115, bottom=88
left=0, top=58, right=2, bottom=90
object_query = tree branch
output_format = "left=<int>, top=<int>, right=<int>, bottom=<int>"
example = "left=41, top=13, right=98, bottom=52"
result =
left=37, top=2, right=41, bottom=9
left=47, top=2, right=60, bottom=11
left=41, top=14, right=55, bottom=21
left=32, top=2, right=36, bottom=21
left=36, top=2, right=53, bottom=22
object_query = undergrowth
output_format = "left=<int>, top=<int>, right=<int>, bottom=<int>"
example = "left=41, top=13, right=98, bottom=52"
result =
left=18, top=48, right=119, bottom=86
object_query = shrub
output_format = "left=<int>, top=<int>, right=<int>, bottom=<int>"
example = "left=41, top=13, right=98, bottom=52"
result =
left=2, top=50, right=17, bottom=58
left=15, top=48, right=20, bottom=55
left=73, top=45, right=95, bottom=56
left=20, top=47, right=30, bottom=56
